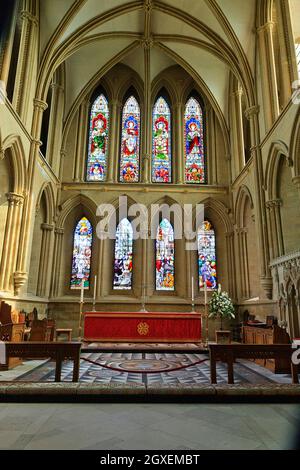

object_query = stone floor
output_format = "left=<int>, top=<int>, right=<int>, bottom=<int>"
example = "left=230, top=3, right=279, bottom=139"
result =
left=0, top=402, right=299, bottom=449
left=0, top=352, right=298, bottom=386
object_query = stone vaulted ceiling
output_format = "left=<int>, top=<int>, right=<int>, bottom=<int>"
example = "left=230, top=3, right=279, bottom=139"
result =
left=38, top=0, right=257, bottom=123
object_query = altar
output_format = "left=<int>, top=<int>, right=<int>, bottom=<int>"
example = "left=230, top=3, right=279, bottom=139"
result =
left=83, top=311, right=202, bottom=342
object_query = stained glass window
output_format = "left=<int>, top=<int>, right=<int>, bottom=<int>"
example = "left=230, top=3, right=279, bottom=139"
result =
left=120, top=96, right=140, bottom=182
left=113, top=218, right=133, bottom=289
left=152, top=97, right=172, bottom=183
left=198, top=221, right=217, bottom=289
left=156, top=219, right=175, bottom=291
left=184, top=97, right=205, bottom=183
left=70, top=217, right=93, bottom=289
left=86, top=94, right=109, bottom=181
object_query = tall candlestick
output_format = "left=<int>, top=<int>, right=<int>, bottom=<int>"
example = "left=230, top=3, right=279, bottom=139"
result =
left=80, top=279, right=84, bottom=303
left=204, top=281, right=207, bottom=305
left=191, top=276, right=194, bottom=302
left=93, top=275, right=97, bottom=302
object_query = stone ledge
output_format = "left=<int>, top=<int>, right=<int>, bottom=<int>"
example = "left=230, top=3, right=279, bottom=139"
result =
left=0, top=382, right=299, bottom=402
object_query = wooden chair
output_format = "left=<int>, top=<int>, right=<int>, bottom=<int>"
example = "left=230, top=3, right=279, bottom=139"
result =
left=0, top=301, right=25, bottom=370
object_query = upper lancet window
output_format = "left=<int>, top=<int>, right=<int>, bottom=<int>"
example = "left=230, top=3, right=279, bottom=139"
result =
left=152, top=96, right=172, bottom=183
left=119, top=95, right=140, bottom=183
left=86, top=93, right=109, bottom=181
left=70, top=217, right=93, bottom=289
left=184, top=97, right=205, bottom=183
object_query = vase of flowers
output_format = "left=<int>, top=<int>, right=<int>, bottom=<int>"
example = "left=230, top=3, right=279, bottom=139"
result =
left=209, top=285, right=235, bottom=343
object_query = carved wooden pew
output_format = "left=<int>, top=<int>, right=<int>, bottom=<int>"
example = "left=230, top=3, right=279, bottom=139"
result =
left=209, top=344, right=299, bottom=385
left=0, top=301, right=25, bottom=370
left=3, top=342, right=82, bottom=382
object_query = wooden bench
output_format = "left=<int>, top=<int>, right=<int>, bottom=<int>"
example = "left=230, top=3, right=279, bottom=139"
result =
left=3, top=342, right=81, bottom=382
left=209, top=344, right=299, bottom=385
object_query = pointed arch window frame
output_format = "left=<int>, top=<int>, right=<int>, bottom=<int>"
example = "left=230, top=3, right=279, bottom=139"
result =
left=152, top=93, right=173, bottom=184
left=119, top=92, right=141, bottom=183
left=184, top=93, right=207, bottom=184
left=70, top=216, right=93, bottom=290
left=86, top=89, right=110, bottom=182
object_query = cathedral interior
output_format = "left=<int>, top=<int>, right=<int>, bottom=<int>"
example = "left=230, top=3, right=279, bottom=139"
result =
left=0, top=0, right=300, bottom=452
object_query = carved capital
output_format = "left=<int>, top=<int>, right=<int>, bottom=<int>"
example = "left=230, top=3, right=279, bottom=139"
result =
left=41, top=223, right=54, bottom=232
left=266, top=198, right=282, bottom=210
left=55, top=227, right=64, bottom=236
left=21, top=11, right=39, bottom=27
left=292, top=176, right=300, bottom=188
left=245, top=105, right=260, bottom=120
left=33, top=99, right=48, bottom=112
left=144, top=0, right=153, bottom=13
left=7, top=192, right=24, bottom=206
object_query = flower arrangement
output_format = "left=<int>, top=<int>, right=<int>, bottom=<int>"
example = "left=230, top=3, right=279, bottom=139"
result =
left=209, top=284, right=235, bottom=330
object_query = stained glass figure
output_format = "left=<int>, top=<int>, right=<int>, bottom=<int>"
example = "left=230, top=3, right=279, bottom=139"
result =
left=198, top=221, right=217, bottom=289
left=184, top=97, right=205, bottom=183
left=70, top=217, right=93, bottom=289
left=152, top=97, right=172, bottom=183
left=156, top=219, right=175, bottom=291
left=120, top=96, right=140, bottom=182
left=113, top=218, right=133, bottom=289
left=86, top=94, right=109, bottom=181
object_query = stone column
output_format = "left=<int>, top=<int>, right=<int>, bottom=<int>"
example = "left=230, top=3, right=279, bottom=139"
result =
left=74, top=100, right=89, bottom=181
left=107, top=100, right=121, bottom=183
left=13, top=8, right=39, bottom=121
left=266, top=199, right=284, bottom=259
left=36, top=223, right=54, bottom=297
left=233, top=89, right=246, bottom=170
left=225, top=231, right=236, bottom=299
left=0, top=192, right=24, bottom=292
left=245, top=106, right=272, bottom=299
left=174, top=102, right=184, bottom=184
left=15, top=99, right=48, bottom=288
left=141, top=36, right=153, bottom=184
left=50, top=227, right=64, bottom=298
left=257, top=21, right=280, bottom=130
left=206, top=105, right=217, bottom=185
left=236, top=227, right=250, bottom=299
left=46, top=83, right=63, bottom=167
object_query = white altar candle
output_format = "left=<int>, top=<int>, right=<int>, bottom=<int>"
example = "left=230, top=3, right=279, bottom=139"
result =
left=218, top=283, right=222, bottom=293
left=80, top=279, right=84, bottom=303
left=191, top=276, right=194, bottom=302
left=93, top=275, right=97, bottom=302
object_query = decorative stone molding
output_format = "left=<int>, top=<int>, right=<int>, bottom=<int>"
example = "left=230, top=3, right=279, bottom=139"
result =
left=13, top=271, right=28, bottom=295
left=33, top=99, right=48, bottom=111
left=7, top=192, right=24, bottom=207
left=265, top=198, right=282, bottom=209
left=144, top=0, right=153, bottom=13
left=41, top=223, right=54, bottom=232
left=292, top=176, right=300, bottom=189
left=260, top=276, right=273, bottom=299
left=20, top=11, right=39, bottom=27
left=244, top=106, right=260, bottom=120
left=140, top=36, right=154, bottom=49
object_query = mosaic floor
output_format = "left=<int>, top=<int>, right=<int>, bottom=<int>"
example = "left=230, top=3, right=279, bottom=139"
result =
left=0, top=352, right=297, bottom=386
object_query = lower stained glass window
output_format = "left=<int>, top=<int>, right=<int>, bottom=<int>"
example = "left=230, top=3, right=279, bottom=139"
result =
left=113, top=218, right=133, bottom=289
left=156, top=219, right=175, bottom=291
left=70, top=217, right=93, bottom=289
left=198, top=221, right=217, bottom=289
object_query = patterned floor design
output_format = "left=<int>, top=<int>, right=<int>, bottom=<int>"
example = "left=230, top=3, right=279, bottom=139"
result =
left=13, top=352, right=298, bottom=386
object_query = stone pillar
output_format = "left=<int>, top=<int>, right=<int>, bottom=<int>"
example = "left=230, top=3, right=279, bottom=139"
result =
left=233, top=89, right=246, bottom=170
left=257, top=21, right=280, bottom=130
left=46, top=82, right=64, bottom=167
left=74, top=100, right=89, bottom=181
left=50, top=227, right=64, bottom=298
left=266, top=199, right=284, bottom=259
left=236, top=227, right=250, bottom=299
left=0, top=192, right=24, bottom=293
left=15, top=99, right=48, bottom=285
left=174, top=102, right=184, bottom=184
left=13, top=8, right=39, bottom=121
left=245, top=106, right=272, bottom=299
left=107, top=100, right=121, bottom=183
left=225, top=231, right=236, bottom=299
left=206, top=105, right=217, bottom=185
left=36, top=223, right=54, bottom=297
left=141, top=35, right=153, bottom=184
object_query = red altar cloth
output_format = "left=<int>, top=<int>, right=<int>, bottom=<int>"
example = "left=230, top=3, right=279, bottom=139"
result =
left=83, top=311, right=201, bottom=342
